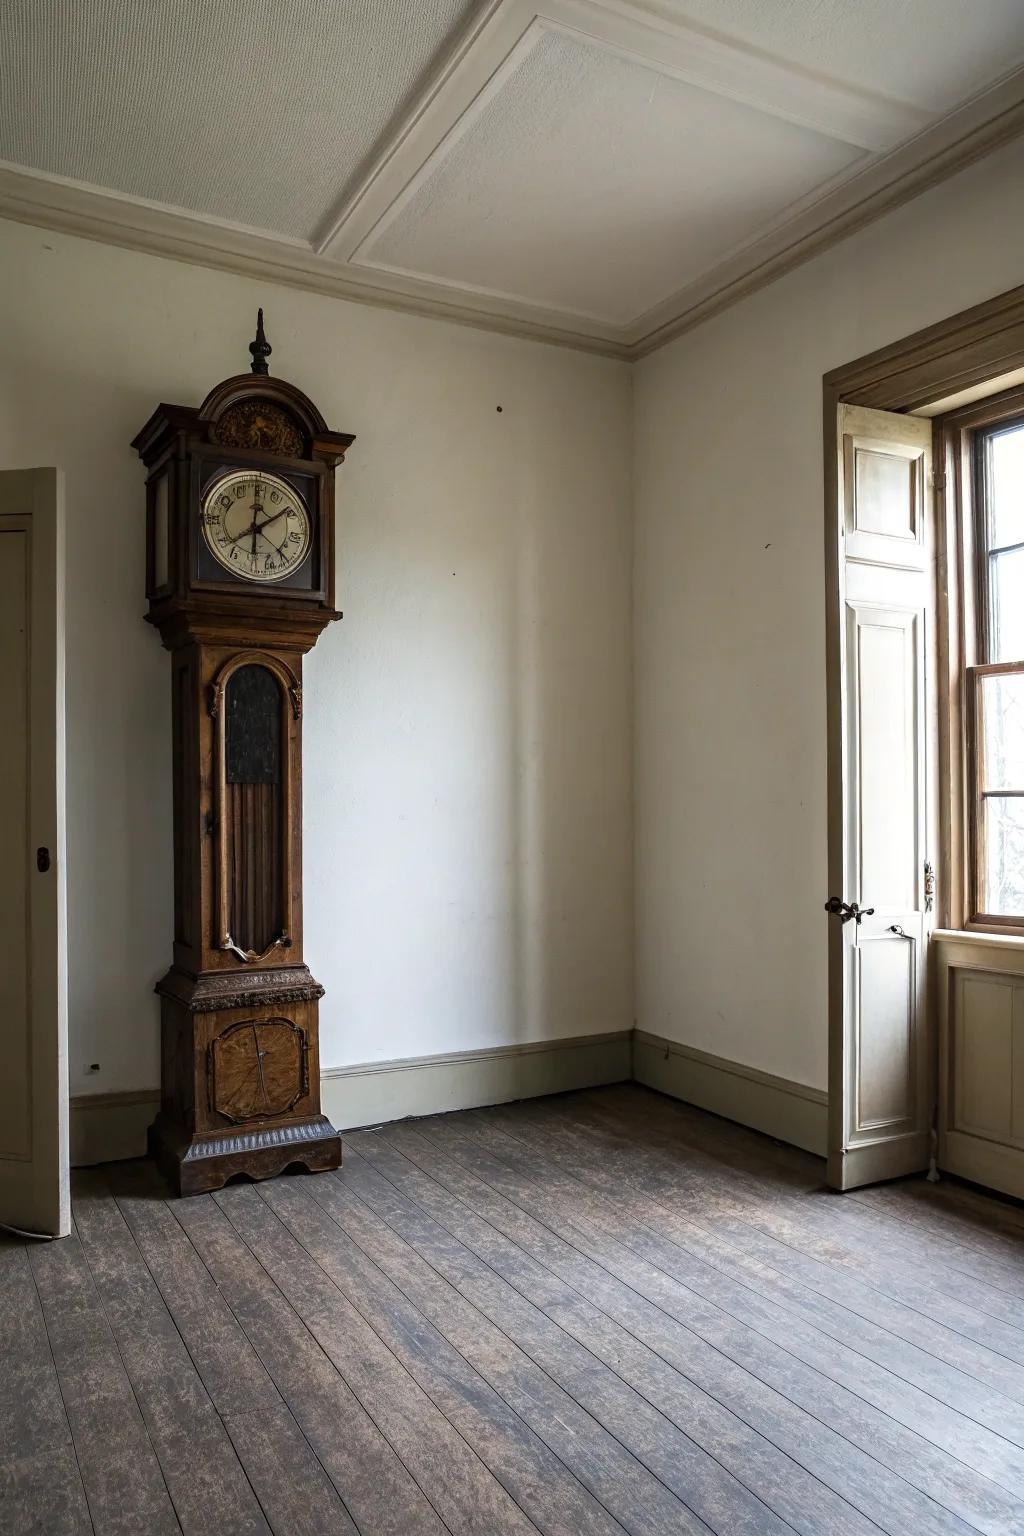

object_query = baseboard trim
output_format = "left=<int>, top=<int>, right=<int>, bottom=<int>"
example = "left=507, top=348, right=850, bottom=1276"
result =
left=70, top=1090, right=161, bottom=1167
left=632, top=1029, right=828, bottom=1156
left=70, top=1030, right=633, bottom=1165
left=321, top=1029, right=632, bottom=1130
left=70, top=1032, right=825, bottom=1164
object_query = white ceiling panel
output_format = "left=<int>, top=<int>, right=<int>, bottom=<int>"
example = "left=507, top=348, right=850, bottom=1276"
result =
left=2, top=0, right=1024, bottom=354
left=0, top=0, right=478, bottom=240
left=657, top=0, right=1024, bottom=111
left=359, top=26, right=865, bottom=325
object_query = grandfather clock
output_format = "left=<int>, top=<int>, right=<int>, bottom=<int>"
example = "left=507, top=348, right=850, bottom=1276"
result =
left=133, top=313, right=353, bottom=1194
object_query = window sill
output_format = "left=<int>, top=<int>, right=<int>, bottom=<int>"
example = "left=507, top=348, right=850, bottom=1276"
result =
left=933, top=927, right=1024, bottom=954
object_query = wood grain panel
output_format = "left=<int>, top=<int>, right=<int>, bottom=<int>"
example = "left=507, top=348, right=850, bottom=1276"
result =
left=226, top=781, right=282, bottom=958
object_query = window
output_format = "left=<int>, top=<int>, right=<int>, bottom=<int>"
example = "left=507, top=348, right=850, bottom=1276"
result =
left=970, top=418, right=1024, bottom=922
left=941, top=393, right=1024, bottom=930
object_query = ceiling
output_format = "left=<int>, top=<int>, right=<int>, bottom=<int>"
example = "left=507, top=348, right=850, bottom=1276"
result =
left=2, top=0, right=1024, bottom=357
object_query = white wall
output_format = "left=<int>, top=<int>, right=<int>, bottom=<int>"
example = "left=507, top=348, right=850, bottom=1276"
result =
left=634, top=134, right=1024, bottom=1092
left=0, top=218, right=633, bottom=1096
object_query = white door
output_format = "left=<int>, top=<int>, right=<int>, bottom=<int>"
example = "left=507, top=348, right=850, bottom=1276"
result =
left=827, top=407, right=935, bottom=1191
left=0, top=469, right=68, bottom=1237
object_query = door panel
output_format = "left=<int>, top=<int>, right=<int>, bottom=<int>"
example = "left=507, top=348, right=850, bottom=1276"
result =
left=843, top=423, right=926, bottom=567
left=937, top=942, right=1024, bottom=1200
left=848, top=605, right=920, bottom=909
left=954, top=974, right=1014, bottom=1141
left=0, top=470, right=68, bottom=1237
left=829, top=404, right=934, bottom=1191
left=853, top=933, right=915, bottom=1134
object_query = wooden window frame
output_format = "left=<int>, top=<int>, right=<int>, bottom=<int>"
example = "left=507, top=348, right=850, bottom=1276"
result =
left=935, top=383, right=1024, bottom=936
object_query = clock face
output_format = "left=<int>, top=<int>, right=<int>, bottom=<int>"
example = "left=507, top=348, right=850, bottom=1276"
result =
left=201, top=469, right=311, bottom=583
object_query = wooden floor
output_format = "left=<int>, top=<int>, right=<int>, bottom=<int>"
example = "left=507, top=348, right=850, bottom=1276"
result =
left=4, top=1086, right=1024, bottom=1536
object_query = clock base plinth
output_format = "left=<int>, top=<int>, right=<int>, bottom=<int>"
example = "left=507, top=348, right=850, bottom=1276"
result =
left=149, top=1111, right=341, bottom=1197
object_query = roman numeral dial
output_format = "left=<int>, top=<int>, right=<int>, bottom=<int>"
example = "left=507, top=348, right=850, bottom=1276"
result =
left=201, top=469, right=311, bottom=583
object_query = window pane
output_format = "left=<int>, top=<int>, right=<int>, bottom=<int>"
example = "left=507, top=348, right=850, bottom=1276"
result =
left=988, top=422, right=1024, bottom=549
left=980, top=671, right=1024, bottom=790
left=981, top=796, right=1024, bottom=916
left=989, top=546, right=1024, bottom=662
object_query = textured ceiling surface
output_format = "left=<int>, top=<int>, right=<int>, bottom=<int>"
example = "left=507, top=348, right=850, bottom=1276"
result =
left=363, top=26, right=864, bottom=324
left=0, top=0, right=477, bottom=239
left=658, top=0, right=1024, bottom=109
left=2, top=0, right=1024, bottom=345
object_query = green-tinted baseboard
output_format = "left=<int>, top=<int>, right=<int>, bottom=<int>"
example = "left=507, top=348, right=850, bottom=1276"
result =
left=70, top=1028, right=825, bottom=1166
left=69, top=1029, right=632, bottom=1166
left=632, top=1029, right=827, bottom=1157
left=70, top=1090, right=161, bottom=1167
left=321, top=1030, right=633, bottom=1131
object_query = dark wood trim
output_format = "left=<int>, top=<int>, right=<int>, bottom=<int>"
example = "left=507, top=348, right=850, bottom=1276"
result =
left=824, top=283, right=1024, bottom=411
left=933, top=388, right=1024, bottom=931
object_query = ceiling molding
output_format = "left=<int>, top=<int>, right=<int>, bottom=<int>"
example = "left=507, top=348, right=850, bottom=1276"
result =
left=0, top=162, right=633, bottom=359
left=544, top=1, right=926, bottom=152
left=326, top=0, right=924, bottom=266
left=0, top=0, right=1022, bottom=363
left=630, top=63, right=1024, bottom=356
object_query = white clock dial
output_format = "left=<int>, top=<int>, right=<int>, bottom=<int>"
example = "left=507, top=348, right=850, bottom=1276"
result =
left=201, top=470, right=311, bottom=584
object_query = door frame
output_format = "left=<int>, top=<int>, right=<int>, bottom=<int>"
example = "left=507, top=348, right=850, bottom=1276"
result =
left=0, top=468, right=68, bottom=1236
left=824, top=282, right=1024, bottom=1190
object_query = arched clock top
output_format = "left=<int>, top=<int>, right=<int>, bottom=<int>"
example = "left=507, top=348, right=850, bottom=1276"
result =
left=197, top=312, right=345, bottom=462
left=133, top=310, right=355, bottom=468
left=132, top=309, right=355, bottom=653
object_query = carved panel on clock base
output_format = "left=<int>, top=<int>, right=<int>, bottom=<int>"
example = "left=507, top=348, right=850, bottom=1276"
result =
left=151, top=963, right=341, bottom=1195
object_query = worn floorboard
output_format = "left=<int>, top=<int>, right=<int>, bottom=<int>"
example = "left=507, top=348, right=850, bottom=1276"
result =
left=0, top=1237, right=92, bottom=1536
left=2, top=1087, right=1024, bottom=1536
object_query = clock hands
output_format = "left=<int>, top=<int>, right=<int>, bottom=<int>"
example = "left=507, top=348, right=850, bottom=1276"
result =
left=255, top=505, right=290, bottom=532
left=224, top=503, right=293, bottom=548
left=248, top=483, right=264, bottom=563
left=251, top=506, right=291, bottom=571
left=202, top=474, right=304, bottom=580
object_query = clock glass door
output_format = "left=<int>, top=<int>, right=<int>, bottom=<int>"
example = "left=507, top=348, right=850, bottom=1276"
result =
left=223, top=663, right=287, bottom=958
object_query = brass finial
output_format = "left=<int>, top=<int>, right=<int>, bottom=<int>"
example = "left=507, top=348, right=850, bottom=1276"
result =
left=249, top=309, right=271, bottom=375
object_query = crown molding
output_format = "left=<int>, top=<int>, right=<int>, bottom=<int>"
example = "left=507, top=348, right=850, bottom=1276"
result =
left=1, top=31, right=1023, bottom=362
left=630, top=64, right=1024, bottom=356
left=0, top=162, right=633, bottom=359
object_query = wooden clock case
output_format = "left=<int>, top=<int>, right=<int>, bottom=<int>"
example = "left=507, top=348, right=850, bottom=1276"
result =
left=133, top=316, right=353, bottom=1195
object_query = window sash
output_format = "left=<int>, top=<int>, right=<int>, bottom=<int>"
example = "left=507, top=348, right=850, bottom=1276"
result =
left=976, top=419, right=1024, bottom=668
left=968, top=660, right=1024, bottom=924
left=934, top=384, right=1024, bottom=933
